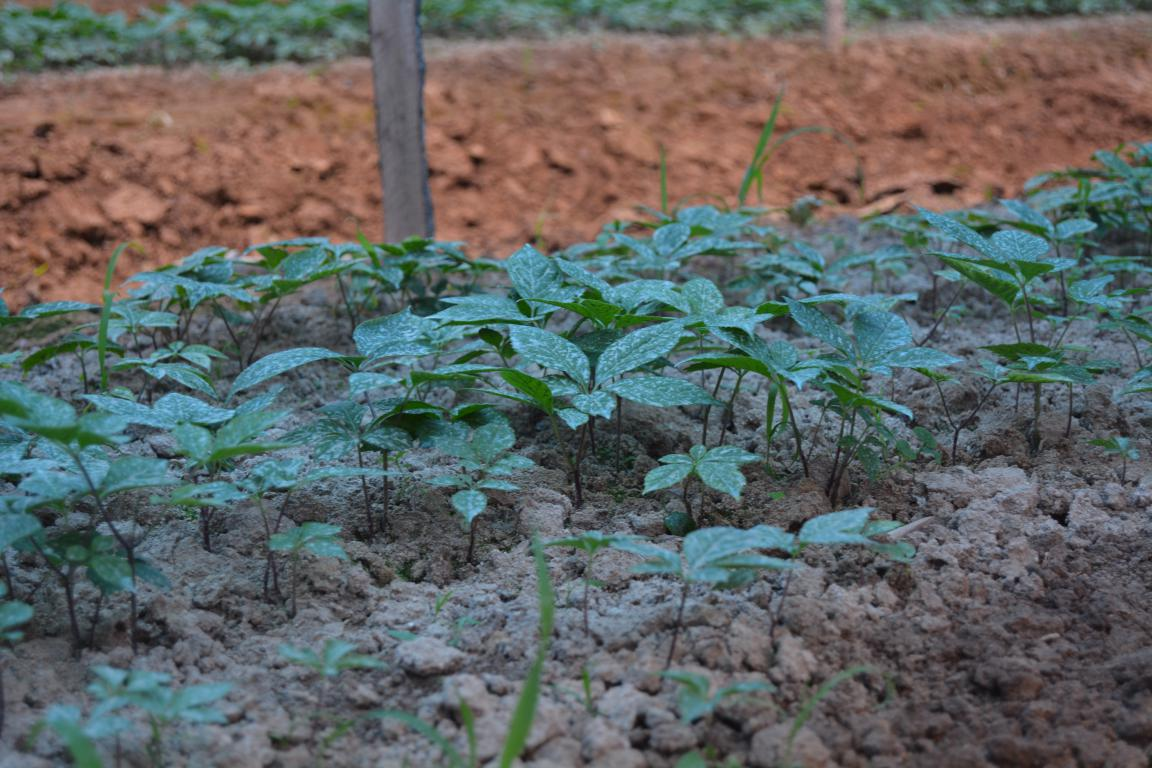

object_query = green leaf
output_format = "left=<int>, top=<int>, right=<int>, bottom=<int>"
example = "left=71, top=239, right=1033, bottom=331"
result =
left=498, top=369, right=555, bottom=414
left=507, top=244, right=571, bottom=304
left=0, top=512, right=42, bottom=550
left=695, top=446, right=759, bottom=499
left=990, top=229, right=1050, bottom=263
left=918, top=208, right=995, bottom=259
left=604, top=376, right=717, bottom=407
left=798, top=508, right=873, bottom=546
left=596, top=321, right=683, bottom=381
left=572, top=391, right=615, bottom=419
left=853, top=311, right=913, bottom=366
left=97, top=456, right=173, bottom=496
left=509, top=326, right=590, bottom=386
left=785, top=299, right=851, bottom=354
left=643, top=462, right=694, bottom=494
left=884, top=347, right=961, bottom=369
left=354, top=309, right=435, bottom=359
left=452, top=489, right=488, bottom=526
left=937, top=255, right=1019, bottom=305
left=229, top=347, right=344, bottom=397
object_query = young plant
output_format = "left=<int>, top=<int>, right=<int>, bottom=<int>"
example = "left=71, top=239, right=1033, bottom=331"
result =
left=501, top=320, right=715, bottom=506
left=544, top=530, right=636, bottom=635
left=613, top=526, right=796, bottom=669
left=170, top=407, right=290, bottom=551
left=291, top=398, right=434, bottom=539
left=643, top=445, right=759, bottom=527
left=785, top=298, right=958, bottom=502
left=1090, top=435, right=1139, bottom=484
left=280, top=639, right=386, bottom=757
left=663, top=670, right=774, bottom=725
left=269, top=523, right=348, bottom=618
left=86, top=665, right=231, bottom=767
left=918, top=207, right=1077, bottom=452
left=428, top=421, right=535, bottom=563
left=0, top=382, right=174, bottom=654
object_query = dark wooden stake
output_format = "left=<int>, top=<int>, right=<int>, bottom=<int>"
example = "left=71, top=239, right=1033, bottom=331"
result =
left=369, top=0, right=435, bottom=240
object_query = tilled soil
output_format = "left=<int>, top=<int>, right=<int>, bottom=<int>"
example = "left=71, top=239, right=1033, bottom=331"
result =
left=2, top=16, right=1152, bottom=307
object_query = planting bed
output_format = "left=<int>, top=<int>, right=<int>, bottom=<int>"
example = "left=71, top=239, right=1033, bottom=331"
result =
left=2, top=16, right=1152, bottom=308
left=2, top=14, right=1152, bottom=768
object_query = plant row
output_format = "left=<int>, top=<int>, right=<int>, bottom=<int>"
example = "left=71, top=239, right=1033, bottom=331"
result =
left=4, top=0, right=1152, bottom=73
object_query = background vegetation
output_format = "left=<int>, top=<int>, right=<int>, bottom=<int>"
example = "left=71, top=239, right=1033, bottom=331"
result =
left=2, top=0, right=1151, bottom=72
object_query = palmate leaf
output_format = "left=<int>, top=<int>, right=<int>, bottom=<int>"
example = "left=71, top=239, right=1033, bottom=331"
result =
left=643, top=461, right=694, bottom=494
left=693, top=446, right=759, bottom=499
left=509, top=326, right=590, bottom=386
left=595, top=321, right=684, bottom=381
left=96, top=456, right=174, bottom=497
left=452, top=489, right=488, bottom=526
left=852, top=311, right=913, bottom=367
left=498, top=369, right=554, bottom=413
left=603, top=376, right=717, bottom=407
left=0, top=512, right=41, bottom=550
left=354, top=309, right=437, bottom=359
left=229, top=347, right=345, bottom=398
left=572, top=391, right=615, bottom=419
left=785, top=298, right=852, bottom=355
left=797, top=508, right=873, bottom=546
left=936, top=255, right=1019, bottom=306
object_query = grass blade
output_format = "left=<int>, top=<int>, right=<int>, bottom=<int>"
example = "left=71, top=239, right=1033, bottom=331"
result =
left=498, top=535, right=555, bottom=768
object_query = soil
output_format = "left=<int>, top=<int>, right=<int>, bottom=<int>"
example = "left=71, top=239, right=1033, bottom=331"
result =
left=3, top=16, right=1152, bottom=308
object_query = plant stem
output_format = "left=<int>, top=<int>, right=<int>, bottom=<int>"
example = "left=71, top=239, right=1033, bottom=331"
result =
left=356, top=447, right=374, bottom=541
left=780, top=384, right=810, bottom=477
left=467, top=518, right=477, bottom=565
left=381, top=450, right=391, bottom=535
left=665, top=582, right=690, bottom=671
left=614, top=396, right=623, bottom=474
left=701, top=368, right=727, bottom=446
left=71, top=450, right=139, bottom=655
left=767, top=568, right=795, bottom=644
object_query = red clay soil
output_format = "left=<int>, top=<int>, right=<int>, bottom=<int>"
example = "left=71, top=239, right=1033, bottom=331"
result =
left=1, top=16, right=1151, bottom=307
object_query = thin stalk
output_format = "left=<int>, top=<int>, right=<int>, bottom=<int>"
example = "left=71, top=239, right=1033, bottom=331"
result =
left=664, top=582, right=690, bottom=671
left=718, top=371, right=746, bottom=447
left=289, top=552, right=300, bottom=618
left=1065, top=384, right=1074, bottom=438
left=356, top=447, right=375, bottom=540
left=766, top=568, right=795, bottom=644
left=701, top=368, right=728, bottom=447
left=70, top=450, right=138, bottom=655
left=614, top=396, right=623, bottom=474
left=916, top=285, right=962, bottom=347
left=380, top=450, right=391, bottom=535
left=779, top=384, right=810, bottom=477
left=467, top=518, right=478, bottom=565
left=951, top=380, right=1001, bottom=462
left=550, top=415, right=582, bottom=509
left=824, top=414, right=850, bottom=498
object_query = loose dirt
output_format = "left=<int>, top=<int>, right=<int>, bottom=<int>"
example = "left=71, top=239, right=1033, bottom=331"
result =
left=2, top=16, right=1151, bottom=307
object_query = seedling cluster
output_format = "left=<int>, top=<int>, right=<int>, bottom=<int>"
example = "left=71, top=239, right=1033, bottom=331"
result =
left=0, top=138, right=1149, bottom=765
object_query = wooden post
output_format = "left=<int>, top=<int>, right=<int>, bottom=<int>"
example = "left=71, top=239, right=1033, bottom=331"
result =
left=823, top=0, right=845, bottom=53
left=369, top=0, right=435, bottom=240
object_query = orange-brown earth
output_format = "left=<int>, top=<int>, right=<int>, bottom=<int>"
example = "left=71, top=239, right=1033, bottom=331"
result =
left=1, top=16, right=1151, bottom=306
